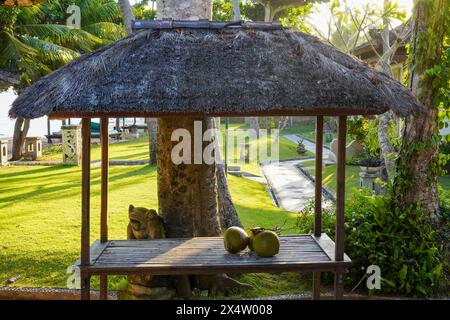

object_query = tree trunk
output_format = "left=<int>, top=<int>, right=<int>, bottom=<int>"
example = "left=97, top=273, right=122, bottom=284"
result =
left=157, top=117, right=221, bottom=237
left=394, top=0, right=448, bottom=221
left=264, top=4, right=273, bottom=22
left=245, top=117, right=260, bottom=137
left=157, top=0, right=212, bottom=19
left=11, top=117, right=30, bottom=161
left=213, top=118, right=243, bottom=229
left=375, top=0, right=397, bottom=178
left=217, top=164, right=243, bottom=229
left=118, top=0, right=135, bottom=35
left=156, top=0, right=248, bottom=296
left=146, top=118, right=157, bottom=165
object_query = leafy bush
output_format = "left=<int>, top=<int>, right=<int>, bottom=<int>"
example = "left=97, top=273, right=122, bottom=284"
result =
left=436, top=187, right=450, bottom=293
left=297, top=189, right=443, bottom=296
left=297, top=199, right=336, bottom=236
left=347, top=117, right=369, bottom=145
left=42, top=144, right=62, bottom=156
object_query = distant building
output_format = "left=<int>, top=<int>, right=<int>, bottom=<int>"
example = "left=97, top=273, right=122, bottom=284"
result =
left=351, top=27, right=407, bottom=82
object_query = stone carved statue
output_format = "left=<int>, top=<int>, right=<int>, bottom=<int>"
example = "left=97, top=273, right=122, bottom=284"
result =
left=124, top=205, right=176, bottom=300
left=127, top=205, right=166, bottom=240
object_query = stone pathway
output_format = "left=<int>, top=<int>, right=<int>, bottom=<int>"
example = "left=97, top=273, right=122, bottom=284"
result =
left=261, top=159, right=318, bottom=213
left=283, top=134, right=331, bottom=159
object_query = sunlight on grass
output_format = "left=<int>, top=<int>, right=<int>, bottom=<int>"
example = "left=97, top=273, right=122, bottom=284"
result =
left=307, top=163, right=361, bottom=195
left=0, top=165, right=298, bottom=291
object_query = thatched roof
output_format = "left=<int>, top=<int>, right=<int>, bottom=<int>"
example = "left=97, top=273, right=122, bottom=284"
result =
left=9, top=27, right=422, bottom=119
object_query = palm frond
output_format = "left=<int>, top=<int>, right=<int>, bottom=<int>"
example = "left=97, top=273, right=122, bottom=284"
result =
left=79, top=0, right=121, bottom=27
left=16, top=4, right=44, bottom=25
left=0, top=31, right=37, bottom=65
left=82, top=22, right=125, bottom=41
left=16, top=24, right=103, bottom=52
left=21, top=35, right=79, bottom=66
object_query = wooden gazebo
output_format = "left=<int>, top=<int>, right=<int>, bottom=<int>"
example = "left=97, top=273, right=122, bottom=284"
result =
left=9, top=21, right=422, bottom=300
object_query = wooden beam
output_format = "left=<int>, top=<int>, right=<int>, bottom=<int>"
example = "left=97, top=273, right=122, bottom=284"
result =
left=99, top=117, right=109, bottom=300
left=81, top=118, right=91, bottom=300
left=314, top=116, right=323, bottom=237
left=47, top=108, right=385, bottom=120
left=335, top=116, right=347, bottom=261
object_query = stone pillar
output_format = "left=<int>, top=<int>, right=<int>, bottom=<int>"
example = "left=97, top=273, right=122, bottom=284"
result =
left=62, top=125, right=82, bottom=165
left=24, top=137, right=42, bottom=161
left=0, top=140, right=8, bottom=165
left=359, top=170, right=385, bottom=194
left=239, top=143, right=250, bottom=162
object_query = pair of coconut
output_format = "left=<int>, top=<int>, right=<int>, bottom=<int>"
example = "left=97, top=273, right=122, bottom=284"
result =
left=223, top=226, right=280, bottom=257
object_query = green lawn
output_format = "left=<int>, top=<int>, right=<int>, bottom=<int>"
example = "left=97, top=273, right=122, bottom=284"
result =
left=41, top=128, right=312, bottom=177
left=40, top=135, right=150, bottom=162
left=282, top=124, right=316, bottom=141
left=0, top=126, right=323, bottom=296
left=282, top=124, right=351, bottom=146
left=0, top=164, right=300, bottom=293
left=302, top=161, right=361, bottom=197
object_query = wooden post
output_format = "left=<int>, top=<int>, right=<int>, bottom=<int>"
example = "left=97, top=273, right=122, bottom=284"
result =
left=81, top=118, right=91, bottom=300
left=314, top=116, right=323, bottom=237
left=312, top=116, right=323, bottom=300
left=334, top=115, right=347, bottom=300
left=47, top=118, right=51, bottom=136
left=100, top=117, right=109, bottom=300
left=100, top=118, right=109, bottom=242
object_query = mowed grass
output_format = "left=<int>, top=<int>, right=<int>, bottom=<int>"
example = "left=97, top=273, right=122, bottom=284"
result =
left=40, top=135, right=150, bottom=162
left=0, top=164, right=298, bottom=291
left=0, top=124, right=323, bottom=296
left=41, top=128, right=311, bottom=177
left=302, top=161, right=361, bottom=197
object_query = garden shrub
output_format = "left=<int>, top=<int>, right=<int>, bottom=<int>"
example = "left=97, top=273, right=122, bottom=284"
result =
left=297, top=199, right=336, bottom=237
left=297, top=188, right=443, bottom=296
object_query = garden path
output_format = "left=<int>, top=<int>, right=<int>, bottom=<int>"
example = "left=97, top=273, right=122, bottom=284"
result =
left=283, top=134, right=331, bottom=159
left=261, top=159, right=319, bottom=213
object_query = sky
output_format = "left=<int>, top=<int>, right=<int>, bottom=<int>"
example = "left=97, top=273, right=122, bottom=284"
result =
left=309, top=0, right=413, bottom=35
left=0, top=0, right=414, bottom=138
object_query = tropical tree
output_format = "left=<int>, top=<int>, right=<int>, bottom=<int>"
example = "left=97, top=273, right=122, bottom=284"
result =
left=0, top=0, right=124, bottom=160
left=252, top=0, right=322, bottom=22
left=394, top=0, right=450, bottom=221
left=155, top=0, right=250, bottom=296
left=118, top=0, right=158, bottom=165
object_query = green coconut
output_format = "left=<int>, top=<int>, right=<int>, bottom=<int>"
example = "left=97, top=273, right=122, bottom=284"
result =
left=247, top=227, right=265, bottom=251
left=253, top=230, right=280, bottom=257
left=223, top=226, right=249, bottom=254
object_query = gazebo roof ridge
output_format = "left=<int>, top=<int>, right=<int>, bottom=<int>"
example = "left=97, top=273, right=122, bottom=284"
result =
left=9, top=26, right=423, bottom=119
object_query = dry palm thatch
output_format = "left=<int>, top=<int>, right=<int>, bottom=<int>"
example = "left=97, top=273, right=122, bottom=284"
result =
left=9, top=27, right=423, bottom=119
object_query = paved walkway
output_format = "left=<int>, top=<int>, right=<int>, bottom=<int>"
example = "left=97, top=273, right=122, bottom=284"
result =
left=261, top=159, right=317, bottom=213
left=283, top=134, right=331, bottom=159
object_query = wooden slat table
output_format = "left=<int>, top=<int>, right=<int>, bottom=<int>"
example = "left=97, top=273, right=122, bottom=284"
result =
left=80, top=234, right=351, bottom=276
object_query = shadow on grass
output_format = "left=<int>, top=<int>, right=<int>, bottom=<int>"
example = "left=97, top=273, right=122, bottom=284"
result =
left=0, top=251, right=125, bottom=290
left=0, top=165, right=157, bottom=209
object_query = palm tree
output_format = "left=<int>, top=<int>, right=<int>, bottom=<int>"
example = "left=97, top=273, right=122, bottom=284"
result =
left=0, top=0, right=125, bottom=160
